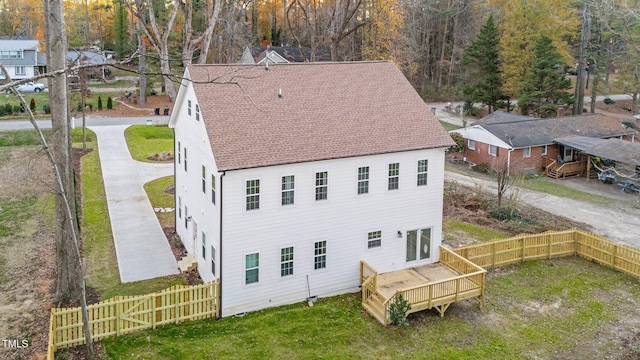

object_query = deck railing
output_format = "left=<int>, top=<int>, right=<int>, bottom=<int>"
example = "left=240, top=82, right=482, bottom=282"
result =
left=47, top=281, right=219, bottom=359
left=362, top=229, right=640, bottom=325
left=546, top=160, right=587, bottom=178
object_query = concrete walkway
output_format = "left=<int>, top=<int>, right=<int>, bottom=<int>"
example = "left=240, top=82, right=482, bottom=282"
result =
left=90, top=125, right=178, bottom=283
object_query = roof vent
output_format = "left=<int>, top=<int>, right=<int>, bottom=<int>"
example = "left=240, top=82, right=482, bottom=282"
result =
left=265, top=61, right=269, bottom=71
left=278, top=89, right=283, bottom=99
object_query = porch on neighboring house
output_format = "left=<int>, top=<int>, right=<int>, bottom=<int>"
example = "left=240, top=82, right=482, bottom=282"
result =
left=542, top=155, right=588, bottom=179
left=360, top=247, right=486, bottom=325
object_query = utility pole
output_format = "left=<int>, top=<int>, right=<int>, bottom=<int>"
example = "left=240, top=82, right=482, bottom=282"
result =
left=574, top=5, right=591, bottom=115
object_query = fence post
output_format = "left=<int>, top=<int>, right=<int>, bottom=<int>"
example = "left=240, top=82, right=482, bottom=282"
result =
left=492, top=242, right=496, bottom=268
left=116, top=297, right=121, bottom=337
left=612, top=243, right=618, bottom=269
left=548, top=233, right=552, bottom=259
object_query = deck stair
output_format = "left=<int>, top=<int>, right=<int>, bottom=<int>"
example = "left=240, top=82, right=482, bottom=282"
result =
left=363, top=292, right=387, bottom=324
left=178, top=253, right=198, bottom=273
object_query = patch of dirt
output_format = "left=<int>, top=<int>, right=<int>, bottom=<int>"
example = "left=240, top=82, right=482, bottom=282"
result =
left=162, top=226, right=202, bottom=286
left=147, top=153, right=174, bottom=162
left=0, top=147, right=56, bottom=360
left=84, top=94, right=173, bottom=118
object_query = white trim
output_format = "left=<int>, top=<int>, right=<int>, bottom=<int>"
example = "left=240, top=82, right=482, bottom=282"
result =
left=468, top=139, right=476, bottom=150
left=450, top=125, right=513, bottom=150
left=541, top=145, right=548, bottom=156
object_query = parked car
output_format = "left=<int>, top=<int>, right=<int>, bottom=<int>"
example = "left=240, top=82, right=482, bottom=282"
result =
left=6, top=82, right=46, bottom=93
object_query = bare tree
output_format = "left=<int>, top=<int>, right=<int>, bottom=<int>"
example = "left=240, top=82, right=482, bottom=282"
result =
left=130, top=0, right=180, bottom=102
left=493, top=159, right=515, bottom=208
left=327, top=0, right=367, bottom=60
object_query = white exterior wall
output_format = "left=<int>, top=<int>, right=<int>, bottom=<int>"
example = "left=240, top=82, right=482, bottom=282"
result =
left=220, top=149, right=446, bottom=316
left=173, top=83, right=221, bottom=283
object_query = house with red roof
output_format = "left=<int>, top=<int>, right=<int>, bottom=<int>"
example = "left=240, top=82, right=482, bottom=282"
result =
left=168, top=61, right=454, bottom=316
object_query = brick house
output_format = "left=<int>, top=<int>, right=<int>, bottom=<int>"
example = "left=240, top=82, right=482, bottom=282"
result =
left=451, top=111, right=637, bottom=174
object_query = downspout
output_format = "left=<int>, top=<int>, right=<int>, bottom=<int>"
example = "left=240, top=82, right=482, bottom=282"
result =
left=217, top=171, right=225, bottom=320
left=507, top=149, right=513, bottom=176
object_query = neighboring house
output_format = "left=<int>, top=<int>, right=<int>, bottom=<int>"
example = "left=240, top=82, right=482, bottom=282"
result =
left=451, top=111, right=637, bottom=174
left=169, top=61, right=454, bottom=316
left=66, top=49, right=110, bottom=79
left=0, top=39, right=45, bottom=81
left=239, top=46, right=332, bottom=64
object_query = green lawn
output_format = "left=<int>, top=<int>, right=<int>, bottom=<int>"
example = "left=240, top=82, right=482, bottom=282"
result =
left=144, top=176, right=175, bottom=229
left=124, top=125, right=174, bottom=162
left=440, top=120, right=461, bottom=131
left=101, top=256, right=640, bottom=359
left=443, top=218, right=507, bottom=243
left=517, top=176, right=614, bottom=205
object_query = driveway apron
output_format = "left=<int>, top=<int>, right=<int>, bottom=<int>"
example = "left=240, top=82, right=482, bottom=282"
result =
left=91, top=125, right=178, bottom=282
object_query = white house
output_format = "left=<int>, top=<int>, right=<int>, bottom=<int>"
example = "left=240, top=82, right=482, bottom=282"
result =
left=0, top=39, right=45, bottom=81
left=168, top=61, right=454, bottom=316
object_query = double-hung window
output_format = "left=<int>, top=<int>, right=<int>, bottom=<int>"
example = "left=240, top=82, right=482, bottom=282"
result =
left=195, top=104, right=200, bottom=121
left=314, top=241, right=327, bottom=269
left=201, top=232, right=206, bottom=259
left=211, top=175, right=216, bottom=205
left=246, top=179, right=260, bottom=210
left=15, top=66, right=25, bottom=75
left=541, top=145, right=547, bottom=156
left=489, top=145, right=498, bottom=156
left=245, top=253, right=259, bottom=284
left=202, top=165, right=206, bottom=193
left=315, top=172, right=328, bottom=201
left=184, top=205, right=189, bottom=229
left=367, top=231, right=382, bottom=249
left=178, top=142, right=181, bottom=164
left=357, top=166, right=369, bottom=194
left=523, top=147, right=531, bottom=158
left=388, top=163, right=399, bottom=190
left=417, top=160, right=428, bottom=186
left=187, top=100, right=192, bottom=116
left=280, top=247, right=294, bottom=277
left=184, top=147, right=188, bottom=172
left=178, top=196, right=182, bottom=219
left=282, top=175, right=294, bottom=205
left=468, top=139, right=476, bottom=150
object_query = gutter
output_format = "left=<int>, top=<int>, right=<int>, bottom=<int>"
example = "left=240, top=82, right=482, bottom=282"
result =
left=217, top=171, right=225, bottom=320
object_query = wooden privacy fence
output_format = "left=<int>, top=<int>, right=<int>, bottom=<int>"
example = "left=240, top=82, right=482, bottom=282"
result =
left=453, top=229, right=640, bottom=280
left=47, top=281, right=219, bottom=359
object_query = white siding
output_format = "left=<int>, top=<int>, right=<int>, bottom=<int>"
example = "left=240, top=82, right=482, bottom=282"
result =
left=173, top=82, right=220, bottom=283
left=220, top=149, right=446, bottom=316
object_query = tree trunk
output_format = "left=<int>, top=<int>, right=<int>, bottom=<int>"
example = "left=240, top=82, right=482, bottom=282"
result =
left=44, top=0, right=94, bottom=357
left=137, top=11, right=147, bottom=107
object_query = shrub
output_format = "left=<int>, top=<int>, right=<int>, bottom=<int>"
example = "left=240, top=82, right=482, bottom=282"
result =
left=43, top=104, right=51, bottom=114
left=97, top=96, right=103, bottom=110
left=107, top=97, right=113, bottom=109
left=29, top=98, right=35, bottom=112
left=603, top=97, right=615, bottom=105
left=474, top=162, right=491, bottom=173
left=448, top=132, right=465, bottom=153
left=0, top=105, right=6, bottom=116
left=389, top=294, right=412, bottom=326
left=12, top=104, right=24, bottom=114
left=4, top=103, right=12, bottom=114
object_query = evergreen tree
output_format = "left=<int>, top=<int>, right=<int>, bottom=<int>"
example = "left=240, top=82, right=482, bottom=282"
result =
left=461, top=15, right=506, bottom=114
left=518, top=35, right=573, bottom=118
left=113, top=0, right=128, bottom=60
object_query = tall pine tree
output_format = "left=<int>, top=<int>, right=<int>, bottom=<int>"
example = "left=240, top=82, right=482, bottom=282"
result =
left=461, top=15, right=506, bottom=114
left=518, top=35, right=573, bottom=118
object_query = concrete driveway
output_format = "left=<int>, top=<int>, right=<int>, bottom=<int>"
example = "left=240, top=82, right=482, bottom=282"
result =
left=90, top=125, right=178, bottom=283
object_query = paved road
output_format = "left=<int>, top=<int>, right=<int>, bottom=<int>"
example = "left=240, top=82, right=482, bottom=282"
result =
left=91, top=125, right=178, bottom=282
left=0, top=116, right=169, bottom=131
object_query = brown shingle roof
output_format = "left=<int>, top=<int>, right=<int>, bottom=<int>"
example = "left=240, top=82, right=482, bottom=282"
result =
left=187, top=61, right=454, bottom=171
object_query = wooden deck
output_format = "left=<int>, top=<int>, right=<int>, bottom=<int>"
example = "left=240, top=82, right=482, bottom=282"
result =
left=361, top=246, right=486, bottom=325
